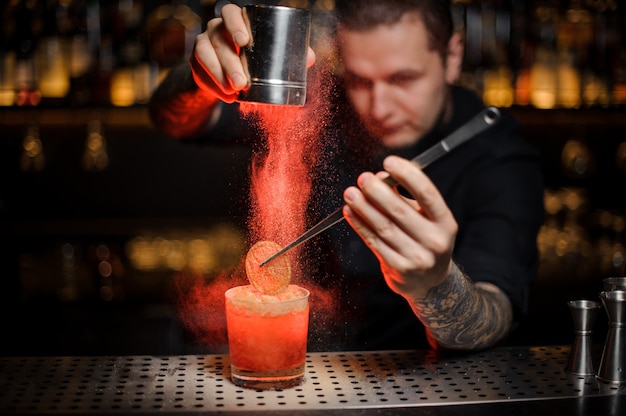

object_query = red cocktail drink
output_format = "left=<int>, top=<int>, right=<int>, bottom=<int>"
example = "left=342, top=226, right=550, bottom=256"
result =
left=225, top=284, right=310, bottom=389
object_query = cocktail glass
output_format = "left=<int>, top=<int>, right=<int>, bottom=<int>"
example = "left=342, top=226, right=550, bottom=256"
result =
left=225, top=284, right=310, bottom=390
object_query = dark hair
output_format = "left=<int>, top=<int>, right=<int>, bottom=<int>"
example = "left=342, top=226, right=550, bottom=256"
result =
left=333, top=0, right=453, bottom=60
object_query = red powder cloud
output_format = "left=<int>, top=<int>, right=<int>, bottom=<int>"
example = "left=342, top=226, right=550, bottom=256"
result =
left=174, top=267, right=246, bottom=352
left=176, top=61, right=340, bottom=352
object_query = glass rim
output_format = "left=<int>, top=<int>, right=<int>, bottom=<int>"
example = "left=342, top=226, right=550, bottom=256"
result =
left=567, top=299, right=602, bottom=309
left=600, top=290, right=626, bottom=301
left=225, top=284, right=310, bottom=305
left=603, top=277, right=626, bottom=283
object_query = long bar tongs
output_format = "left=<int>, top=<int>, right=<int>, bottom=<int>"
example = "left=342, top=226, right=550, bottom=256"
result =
left=259, top=106, right=501, bottom=267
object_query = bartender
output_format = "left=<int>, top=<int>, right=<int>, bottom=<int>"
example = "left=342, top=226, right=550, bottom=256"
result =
left=149, top=0, right=544, bottom=351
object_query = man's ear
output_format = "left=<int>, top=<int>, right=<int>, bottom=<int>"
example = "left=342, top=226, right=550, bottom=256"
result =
left=445, top=32, right=464, bottom=84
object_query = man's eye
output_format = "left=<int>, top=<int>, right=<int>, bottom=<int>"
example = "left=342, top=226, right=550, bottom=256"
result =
left=389, top=74, right=418, bottom=87
left=344, top=74, right=371, bottom=89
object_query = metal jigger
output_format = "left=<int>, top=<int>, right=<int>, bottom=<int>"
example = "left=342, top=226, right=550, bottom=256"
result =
left=597, top=290, right=626, bottom=384
left=566, top=299, right=602, bottom=375
left=604, top=277, right=626, bottom=292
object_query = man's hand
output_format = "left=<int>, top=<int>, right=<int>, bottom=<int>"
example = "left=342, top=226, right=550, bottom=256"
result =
left=190, top=4, right=250, bottom=102
left=343, top=155, right=513, bottom=350
left=342, top=155, right=457, bottom=300
left=190, top=4, right=316, bottom=103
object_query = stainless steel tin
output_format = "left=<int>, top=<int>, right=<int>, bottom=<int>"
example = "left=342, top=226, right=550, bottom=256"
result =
left=238, top=4, right=310, bottom=106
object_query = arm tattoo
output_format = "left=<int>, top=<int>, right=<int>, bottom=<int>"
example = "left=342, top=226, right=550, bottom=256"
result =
left=409, top=264, right=513, bottom=350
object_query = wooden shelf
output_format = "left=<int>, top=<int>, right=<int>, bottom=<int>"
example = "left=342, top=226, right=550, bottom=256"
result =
left=1, top=105, right=625, bottom=130
left=0, top=106, right=152, bottom=128
left=505, top=106, right=626, bottom=128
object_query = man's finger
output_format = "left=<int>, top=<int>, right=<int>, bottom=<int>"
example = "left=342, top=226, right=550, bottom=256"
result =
left=221, top=4, right=250, bottom=47
left=382, top=156, right=450, bottom=222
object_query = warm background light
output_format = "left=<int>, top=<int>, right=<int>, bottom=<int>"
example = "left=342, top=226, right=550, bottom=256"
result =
left=125, top=224, right=245, bottom=274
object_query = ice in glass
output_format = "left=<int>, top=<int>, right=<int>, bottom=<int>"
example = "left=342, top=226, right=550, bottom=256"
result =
left=225, top=284, right=310, bottom=389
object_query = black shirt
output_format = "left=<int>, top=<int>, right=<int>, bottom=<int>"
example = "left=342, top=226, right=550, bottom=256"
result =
left=206, top=83, right=544, bottom=351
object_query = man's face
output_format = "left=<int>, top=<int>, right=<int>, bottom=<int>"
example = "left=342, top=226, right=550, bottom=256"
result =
left=337, top=13, right=456, bottom=148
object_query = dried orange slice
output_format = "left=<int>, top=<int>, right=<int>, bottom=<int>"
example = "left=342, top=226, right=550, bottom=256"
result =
left=245, top=240, right=291, bottom=295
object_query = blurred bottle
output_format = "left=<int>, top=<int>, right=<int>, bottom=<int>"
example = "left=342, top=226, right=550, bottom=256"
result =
left=92, top=19, right=114, bottom=106
left=581, top=1, right=609, bottom=106
left=554, top=1, right=586, bottom=108
left=20, top=124, right=45, bottom=172
left=37, top=0, right=72, bottom=105
left=605, top=2, right=625, bottom=106
left=67, top=0, right=100, bottom=106
left=13, top=0, right=42, bottom=106
left=481, top=0, right=514, bottom=107
left=82, top=119, right=109, bottom=171
left=109, top=0, right=144, bottom=106
left=614, top=50, right=626, bottom=106
left=459, top=0, right=482, bottom=93
left=0, top=1, right=18, bottom=106
left=511, top=0, right=532, bottom=106
left=556, top=47, right=581, bottom=108
left=529, top=1, right=559, bottom=109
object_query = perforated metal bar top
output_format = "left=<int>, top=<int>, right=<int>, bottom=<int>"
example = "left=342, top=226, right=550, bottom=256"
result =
left=1, top=346, right=624, bottom=414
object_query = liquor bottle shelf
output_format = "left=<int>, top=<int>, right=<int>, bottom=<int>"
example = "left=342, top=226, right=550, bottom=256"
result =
left=0, top=106, right=152, bottom=128
left=0, top=105, right=624, bottom=132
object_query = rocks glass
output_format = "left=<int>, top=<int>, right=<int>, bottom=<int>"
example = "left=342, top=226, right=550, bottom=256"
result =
left=225, top=285, right=310, bottom=390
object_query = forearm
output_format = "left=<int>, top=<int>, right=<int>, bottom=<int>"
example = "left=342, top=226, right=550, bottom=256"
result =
left=408, top=263, right=513, bottom=351
left=149, top=63, right=221, bottom=139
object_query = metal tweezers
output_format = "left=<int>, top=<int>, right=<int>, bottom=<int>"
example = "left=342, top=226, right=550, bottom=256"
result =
left=259, top=106, right=501, bottom=267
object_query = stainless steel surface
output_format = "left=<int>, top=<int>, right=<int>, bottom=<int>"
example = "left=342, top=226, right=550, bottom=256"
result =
left=1, top=346, right=624, bottom=414
left=566, top=300, right=603, bottom=376
left=260, top=106, right=502, bottom=267
left=238, top=5, right=310, bottom=106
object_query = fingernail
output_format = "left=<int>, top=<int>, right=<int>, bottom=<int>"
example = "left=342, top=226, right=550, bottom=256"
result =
left=357, top=172, right=373, bottom=187
left=233, top=31, right=248, bottom=46
left=344, top=187, right=358, bottom=202
left=231, top=73, right=247, bottom=88
left=383, top=156, right=398, bottom=169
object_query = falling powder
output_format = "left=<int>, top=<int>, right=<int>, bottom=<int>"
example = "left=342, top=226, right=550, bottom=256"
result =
left=175, top=63, right=340, bottom=351
left=239, top=63, right=334, bottom=281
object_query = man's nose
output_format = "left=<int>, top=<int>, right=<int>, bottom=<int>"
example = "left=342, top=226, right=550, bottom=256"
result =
left=370, top=82, right=393, bottom=121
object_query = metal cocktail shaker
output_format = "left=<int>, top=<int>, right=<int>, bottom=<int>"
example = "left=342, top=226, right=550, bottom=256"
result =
left=596, top=290, right=626, bottom=384
left=238, top=4, right=311, bottom=106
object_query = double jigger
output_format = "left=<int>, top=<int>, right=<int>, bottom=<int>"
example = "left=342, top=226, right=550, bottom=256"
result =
left=566, top=277, right=626, bottom=385
left=566, top=299, right=602, bottom=376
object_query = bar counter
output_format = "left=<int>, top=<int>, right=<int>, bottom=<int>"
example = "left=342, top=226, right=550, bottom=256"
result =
left=1, top=346, right=624, bottom=415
